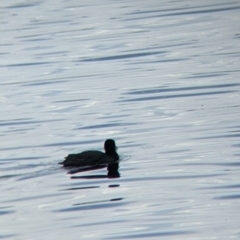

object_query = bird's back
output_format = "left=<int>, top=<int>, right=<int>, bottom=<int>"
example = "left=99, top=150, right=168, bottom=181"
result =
left=60, top=150, right=117, bottom=167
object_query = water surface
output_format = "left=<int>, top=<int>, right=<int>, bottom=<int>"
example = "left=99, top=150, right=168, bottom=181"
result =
left=1, top=0, right=240, bottom=239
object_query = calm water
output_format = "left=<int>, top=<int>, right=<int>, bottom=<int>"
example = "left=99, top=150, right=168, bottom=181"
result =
left=1, top=0, right=240, bottom=239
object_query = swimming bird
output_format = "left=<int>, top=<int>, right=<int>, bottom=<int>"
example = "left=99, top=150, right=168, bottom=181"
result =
left=59, top=139, right=119, bottom=168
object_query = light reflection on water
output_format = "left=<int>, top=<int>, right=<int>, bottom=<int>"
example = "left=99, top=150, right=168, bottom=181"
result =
left=1, top=0, right=240, bottom=239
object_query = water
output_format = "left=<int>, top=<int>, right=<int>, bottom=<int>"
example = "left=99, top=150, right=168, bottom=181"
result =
left=1, top=0, right=240, bottom=239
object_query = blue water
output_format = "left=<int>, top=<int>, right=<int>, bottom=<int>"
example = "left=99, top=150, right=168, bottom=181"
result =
left=1, top=0, right=240, bottom=239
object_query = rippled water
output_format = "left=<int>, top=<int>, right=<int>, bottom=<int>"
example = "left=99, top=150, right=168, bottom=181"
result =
left=1, top=0, right=240, bottom=239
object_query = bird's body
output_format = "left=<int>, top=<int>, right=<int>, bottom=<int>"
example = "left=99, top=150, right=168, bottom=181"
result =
left=60, top=150, right=118, bottom=167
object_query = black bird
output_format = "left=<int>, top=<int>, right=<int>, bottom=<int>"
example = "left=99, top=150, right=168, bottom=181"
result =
left=59, top=139, right=119, bottom=170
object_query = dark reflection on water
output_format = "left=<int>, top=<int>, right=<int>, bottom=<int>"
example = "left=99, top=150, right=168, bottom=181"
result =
left=125, top=2, right=236, bottom=16
left=130, top=58, right=188, bottom=64
left=65, top=162, right=121, bottom=178
left=72, top=219, right=125, bottom=228
left=185, top=73, right=228, bottom=78
left=105, top=230, right=195, bottom=239
left=1, top=164, right=45, bottom=171
left=0, top=174, right=21, bottom=179
left=22, top=80, right=67, bottom=87
left=0, top=156, right=47, bottom=161
left=125, top=5, right=240, bottom=20
left=79, top=51, right=166, bottom=62
left=158, top=6, right=240, bottom=17
left=74, top=198, right=123, bottom=205
left=181, top=162, right=240, bottom=167
left=126, top=83, right=240, bottom=95
left=194, top=134, right=240, bottom=139
left=57, top=198, right=124, bottom=212
left=0, top=140, right=105, bottom=150
left=198, top=184, right=240, bottom=190
left=1, top=193, right=66, bottom=204
left=214, top=194, right=240, bottom=200
left=120, top=90, right=235, bottom=102
left=62, top=186, right=100, bottom=191
left=233, top=144, right=240, bottom=148
left=76, top=122, right=137, bottom=130
left=16, top=170, right=58, bottom=181
left=71, top=171, right=120, bottom=179
left=4, top=3, right=39, bottom=8
left=108, top=184, right=120, bottom=188
left=71, top=175, right=108, bottom=179
left=0, top=209, right=15, bottom=215
left=67, top=165, right=107, bottom=174
left=42, top=139, right=101, bottom=147
left=1, top=62, right=52, bottom=67
left=52, top=98, right=89, bottom=103
left=0, top=119, right=63, bottom=127
left=0, top=234, right=17, bottom=239
left=119, top=174, right=224, bottom=183
left=121, top=42, right=190, bottom=52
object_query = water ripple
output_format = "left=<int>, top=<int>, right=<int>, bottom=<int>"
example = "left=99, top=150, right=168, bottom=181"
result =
left=56, top=198, right=125, bottom=212
left=120, top=90, right=235, bottom=102
left=107, top=230, right=195, bottom=239
left=214, top=194, right=240, bottom=200
left=79, top=51, right=166, bottom=62
left=125, top=5, right=240, bottom=20
left=125, top=83, right=240, bottom=95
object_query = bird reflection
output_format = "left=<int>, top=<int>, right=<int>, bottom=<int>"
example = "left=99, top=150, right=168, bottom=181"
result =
left=107, top=162, right=120, bottom=178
